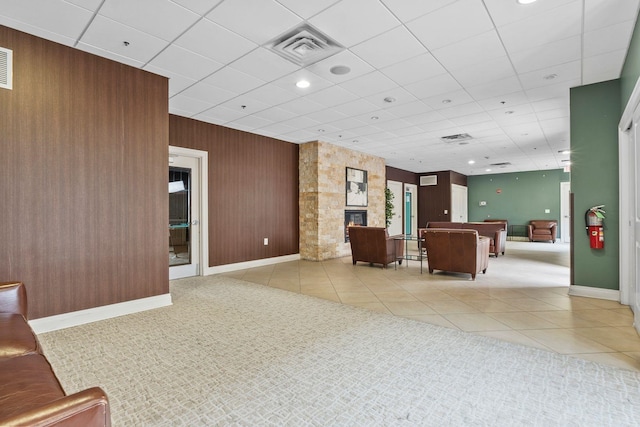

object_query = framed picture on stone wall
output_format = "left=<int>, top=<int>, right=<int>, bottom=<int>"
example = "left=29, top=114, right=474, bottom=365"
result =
left=346, top=167, right=367, bottom=207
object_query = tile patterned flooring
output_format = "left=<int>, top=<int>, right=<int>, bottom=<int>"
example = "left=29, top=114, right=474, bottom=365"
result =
left=222, top=241, right=640, bottom=372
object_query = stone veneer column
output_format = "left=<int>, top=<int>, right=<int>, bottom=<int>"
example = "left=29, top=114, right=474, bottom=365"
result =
left=299, top=141, right=386, bottom=261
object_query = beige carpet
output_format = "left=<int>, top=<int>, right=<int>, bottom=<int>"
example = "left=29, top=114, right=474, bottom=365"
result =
left=39, top=276, right=640, bottom=426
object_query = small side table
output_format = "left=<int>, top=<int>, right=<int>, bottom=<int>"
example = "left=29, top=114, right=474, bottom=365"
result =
left=394, top=234, right=426, bottom=274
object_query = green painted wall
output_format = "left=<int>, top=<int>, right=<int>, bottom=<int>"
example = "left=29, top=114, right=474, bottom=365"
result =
left=570, top=80, right=620, bottom=290
left=467, top=170, right=570, bottom=238
left=621, top=10, right=640, bottom=107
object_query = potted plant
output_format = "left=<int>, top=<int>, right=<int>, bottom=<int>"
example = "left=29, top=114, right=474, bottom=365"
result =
left=385, top=188, right=394, bottom=228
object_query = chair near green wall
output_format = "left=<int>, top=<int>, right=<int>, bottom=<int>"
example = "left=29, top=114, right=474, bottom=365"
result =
left=527, top=220, right=557, bottom=243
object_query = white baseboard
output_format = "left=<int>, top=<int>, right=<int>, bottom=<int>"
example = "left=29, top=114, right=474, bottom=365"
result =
left=204, top=254, right=301, bottom=275
left=568, top=285, right=620, bottom=301
left=30, top=293, right=173, bottom=334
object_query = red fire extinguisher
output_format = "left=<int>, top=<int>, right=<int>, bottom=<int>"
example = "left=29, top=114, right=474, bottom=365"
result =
left=585, top=205, right=605, bottom=249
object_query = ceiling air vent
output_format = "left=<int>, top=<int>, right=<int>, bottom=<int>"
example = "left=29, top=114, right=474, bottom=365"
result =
left=440, top=133, right=472, bottom=143
left=267, top=24, right=343, bottom=67
left=420, top=175, right=437, bottom=186
left=0, top=47, right=12, bottom=90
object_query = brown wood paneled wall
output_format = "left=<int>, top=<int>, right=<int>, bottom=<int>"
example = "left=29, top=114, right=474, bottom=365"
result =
left=385, top=166, right=418, bottom=185
left=418, top=170, right=468, bottom=226
left=0, top=26, right=169, bottom=319
left=169, top=115, right=299, bottom=266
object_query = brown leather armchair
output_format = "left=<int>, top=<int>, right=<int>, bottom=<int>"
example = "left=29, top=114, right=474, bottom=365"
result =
left=423, top=229, right=490, bottom=280
left=348, top=226, right=404, bottom=268
left=426, top=221, right=506, bottom=257
left=528, top=220, right=557, bottom=243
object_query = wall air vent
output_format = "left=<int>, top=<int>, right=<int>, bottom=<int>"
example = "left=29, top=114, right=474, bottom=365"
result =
left=440, top=133, right=472, bottom=143
left=267, top=24, right=343, bottom=67
left=420, top=175, right=437, bottom=186
left=0, top=47, right=12, bottom=90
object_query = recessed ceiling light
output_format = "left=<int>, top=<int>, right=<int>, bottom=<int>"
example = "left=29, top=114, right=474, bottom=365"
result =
left=296, top=80, right=310, bottom=88
left=517, top=0, right=537, bottom=4
left=353, top=140, right=359, bottom=143
left=383, top=96, right=396, bottom=103
left=543, top=73, right=557, bottom=80
left=505, top=110, right=515, bottom=115
left=468, top=160, right=475, bottom=164
left=442, top=99, right=452, bottom=104
left=371, top=116, right=379, bottom=120
left=485, top=169, right=492, bottom=172
left=330, top=65, right=351, bottom=75
left=559, top=149, right=570, bottom=154
left=318, top=129, right=325, bottom=132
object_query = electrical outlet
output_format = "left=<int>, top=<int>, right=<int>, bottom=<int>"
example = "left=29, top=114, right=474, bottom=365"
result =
left=444, top=209, right=448, bottom=214
left=479, top=201, right=487, bottom=206
left=544, top=209, right=550, bottom=214
left=263, top=238, right=268, bottom=245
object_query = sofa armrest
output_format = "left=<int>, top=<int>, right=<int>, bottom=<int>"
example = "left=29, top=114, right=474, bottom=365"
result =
left=0, top=282, right=28, bottom=317
left=0, top=387, right=111, bottom=427
left=527, top=225, right=533, bottom=241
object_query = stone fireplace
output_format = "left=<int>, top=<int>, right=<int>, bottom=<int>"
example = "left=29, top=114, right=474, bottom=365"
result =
left=344, top=210, right=367, bottom=242
left=299, top=141, right=385, bottom=261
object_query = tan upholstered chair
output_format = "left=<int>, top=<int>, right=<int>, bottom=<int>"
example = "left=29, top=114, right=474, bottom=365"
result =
left=527, top=220, right=557, bottom=243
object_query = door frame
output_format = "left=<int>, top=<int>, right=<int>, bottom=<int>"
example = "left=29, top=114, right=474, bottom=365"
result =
left=618, top=76, right=640, bottom=329
left=386, top=180, right=403, bottom=236
left=560, top=182, right=571, bottom=243
left=169, top=146, right=208, bottom=279
left=403, top=183, right=418, bottom=235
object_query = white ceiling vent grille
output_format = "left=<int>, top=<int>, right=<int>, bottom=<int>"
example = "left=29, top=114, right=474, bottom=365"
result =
left=420, top=175, right=437, bottom=186
left=267, top=24, right=343, bottom=67
left=440, top=133, right=472, bottom=143
left=0, top=47, right=12, bottom=90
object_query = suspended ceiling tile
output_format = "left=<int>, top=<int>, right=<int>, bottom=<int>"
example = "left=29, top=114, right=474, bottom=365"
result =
left=229, top=47, right=299, bottom=82
left=584, top=21, right=636, bottom=58
left=509, top=36, right=582, bottom=74
left=518, top=61, right=581, bottom=90
left=582, top=50, right=627, bottom=85
left=0, top=0, right=92, bottom=44
left=171, top=0, right=224, bottom=15
left=449, top=56, right=516, bottom=88
left=498, top=2, right=582, bottom=53
left=338, top=71, right=400, bottom=98
left=381, top=0, right=457, bottom=22
left=98, top=0, right=199, bottom=41
left=79, top=15, right=168, bottom=64
left=431, top=30, right=506, bottom=71
left=147, top=44, right=223, bottom=81
left=405, top=73, right=462, bottom=100
left=202, top=66, right=266, bottom=94
left=275, top=0, right=341, bottom=19
left=305, top=85, right=360, bottom=108
left=584, top=0, right=640, bottom=32
left=466, top=76, right=523, bottom=101
left=306, top=50, right=375, bottom=84
left=407, top=0, right=494, bottom=51
left=381, top=53, right=446, bottom=86
left=179, top=82, right=238, bottom=105
left=175, top=19, right=257, bottom=64
left=308, top=0, right=400, bottom=47
left=483, top=0, right=576, bottom=27
left=350, top=26, right=425, bottom=70
left=206, top=0, right=302, bottom=45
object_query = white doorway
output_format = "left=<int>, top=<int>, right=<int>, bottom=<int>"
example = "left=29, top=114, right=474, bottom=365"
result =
left=169, top=146, right=208, bottom=280
left=451, top=184, right=468, bottom=223
left=403, top=183, right=418, bottom=235
left=619, top=80, right=640, bottom=331
left=387, top=180, right=403, bottom=236
left=560, top=182, right=571, bottom=243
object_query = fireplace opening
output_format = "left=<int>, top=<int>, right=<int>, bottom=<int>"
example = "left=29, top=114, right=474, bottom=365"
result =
left=345, top=210, right=367, bottom=242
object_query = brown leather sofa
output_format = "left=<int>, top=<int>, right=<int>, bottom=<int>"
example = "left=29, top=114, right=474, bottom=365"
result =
left=422, top=229, right=490, bottom=280
left=425, top=221, right=507, bottom=257
left=348, top=226, right=404, bottom=268
left=528, top=220, right=557, bottom=243
left=0, top=282, right=111, bottom=426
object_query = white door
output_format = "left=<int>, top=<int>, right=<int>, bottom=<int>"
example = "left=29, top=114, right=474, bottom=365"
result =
left=560, top=182, right=571, bottom=243
left=169, top=154, right=200, bottom=279
left=632, top=106, right=640, bottom=327
left=451, top=184, right=468, bottom=223
left=387, top=180, right=403, bottom=236
left=404, top=183, right=418, bottom=235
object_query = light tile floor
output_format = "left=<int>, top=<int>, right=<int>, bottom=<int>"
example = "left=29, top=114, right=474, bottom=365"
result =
left=222, top=241, right=640, bottom=372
